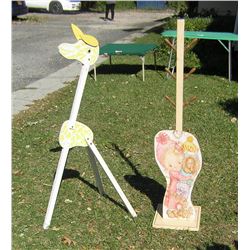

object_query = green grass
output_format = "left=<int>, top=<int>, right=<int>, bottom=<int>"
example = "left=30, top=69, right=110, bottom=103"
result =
left=12, top=33, right=238, bottom=249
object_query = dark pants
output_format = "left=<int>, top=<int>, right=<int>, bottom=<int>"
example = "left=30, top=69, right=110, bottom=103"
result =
left=105, top=4, right=115, bottom=20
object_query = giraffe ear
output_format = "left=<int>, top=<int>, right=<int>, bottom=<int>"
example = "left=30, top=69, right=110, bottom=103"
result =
left=71, top=23, right=99, bottom=47
left=71, top=23, right=84, bottom=40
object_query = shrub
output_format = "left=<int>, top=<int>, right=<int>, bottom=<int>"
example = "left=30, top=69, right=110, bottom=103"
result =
left=168, top=1, right=189, bottom=16
left=163, top=16, right=213, bottom=31
left=81, top=1, right=136, bottom=12
left=158, top=16, right=213, bottom=69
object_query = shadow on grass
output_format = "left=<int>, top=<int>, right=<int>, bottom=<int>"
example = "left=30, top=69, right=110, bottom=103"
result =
left=234, top=240, right=238, bottom=249
left=196, top=241, right=236, bottom=250
left=62, top=168, right=127, bottom=213
left=93, top=64, right=164, bottom=78
left=111, top=143, right=165, bottom=211
left=122, top=28, right=143, bottom=32
left=218, top=97, right=238, bottom=118
left=95, top=64, right=141, bottom=75
left=50, top=146, right=62, bottom=153
left=144, top=23, right=166, bottom=34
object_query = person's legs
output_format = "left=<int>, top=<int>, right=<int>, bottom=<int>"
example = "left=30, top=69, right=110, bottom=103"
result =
left=110, top=4, right=115, bottom=20
left=105, top=4, right=111, bottom=20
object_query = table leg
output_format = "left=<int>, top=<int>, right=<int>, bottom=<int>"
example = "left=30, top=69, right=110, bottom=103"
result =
left=141, top=56, right=145, bottom=81
left=109, top=55, right=112, bottom=65
left=229, top=40, right=232, bottom=82
left=154, top=51, right=157, bottom=70
left=218, top=40, right=232, bottom=82
left=167, top=38, right=175, bottom=78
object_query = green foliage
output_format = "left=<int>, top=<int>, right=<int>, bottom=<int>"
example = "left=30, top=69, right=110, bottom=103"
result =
left=199, top=7, right=219, bottom=17
left=168, top=1, right=189, bottom=16
left=81, top=1, right=136, bottom=12
left=80, top=1, right=96, bottom=10
left=115, top=1, right=136, bottom=10
left=164, top=16, right=213, bottom=32
left=91, top=1, right=106, bottom=12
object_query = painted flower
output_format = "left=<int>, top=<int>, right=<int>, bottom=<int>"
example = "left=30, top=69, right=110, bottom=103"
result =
left=182, top=136, right=197, bottom=152
left=156, top=132, right=170, bottom=144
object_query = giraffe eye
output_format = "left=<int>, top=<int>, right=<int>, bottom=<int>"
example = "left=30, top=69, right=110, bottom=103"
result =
left=88, top=49, right=91, bottom=53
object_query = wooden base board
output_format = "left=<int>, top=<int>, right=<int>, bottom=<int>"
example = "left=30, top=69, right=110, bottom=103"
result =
left=152, top=204, right=201, bottom=231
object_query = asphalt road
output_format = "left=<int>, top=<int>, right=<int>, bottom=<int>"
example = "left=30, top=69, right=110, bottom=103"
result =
left=12, top=10, right=172, bottom=92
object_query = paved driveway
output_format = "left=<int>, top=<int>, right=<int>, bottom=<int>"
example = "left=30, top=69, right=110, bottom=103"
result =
left=12, top=10, right=172, bottom=91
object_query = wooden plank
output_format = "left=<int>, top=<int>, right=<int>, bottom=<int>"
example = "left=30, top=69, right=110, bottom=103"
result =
left=165, top=95, right=176, bottom=108
left=165, top=38, right=176, bottom=51
left=165, top=67, right=176, bottom=79
left=176, top=19, right=185, bottom=132
left=185, top=38, right=199, bottom=52
left=184, top=67, right=196, bottom=80
left=152, top=204, right=201, bottom=231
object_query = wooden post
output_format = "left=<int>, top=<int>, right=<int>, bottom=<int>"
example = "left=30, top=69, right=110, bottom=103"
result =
left=153, top=19, right=202, bottom=231
left=176, top=19, right=185, bottom=132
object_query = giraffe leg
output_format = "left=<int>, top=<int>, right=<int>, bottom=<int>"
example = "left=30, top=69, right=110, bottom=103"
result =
left=43, top=147, right=69, bottom=229
left=87, top=147, right=104, bottom=195
left=86, top=137, right=137, bottom=218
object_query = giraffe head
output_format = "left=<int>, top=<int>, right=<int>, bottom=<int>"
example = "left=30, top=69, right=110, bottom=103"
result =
left=58, top=24, right=99, bottom=65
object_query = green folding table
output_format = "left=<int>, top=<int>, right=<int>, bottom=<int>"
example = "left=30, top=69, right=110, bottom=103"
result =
left=94, top=43, right=157, bottom=81
left=161, top=30, right=238, bottom=81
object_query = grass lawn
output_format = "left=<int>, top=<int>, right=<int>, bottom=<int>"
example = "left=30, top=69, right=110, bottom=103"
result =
left=12, top=32, right=238, bottom=249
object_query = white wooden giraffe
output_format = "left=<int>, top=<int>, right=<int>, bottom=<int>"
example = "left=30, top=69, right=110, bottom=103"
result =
left=43, top=24, right=137, bottom=230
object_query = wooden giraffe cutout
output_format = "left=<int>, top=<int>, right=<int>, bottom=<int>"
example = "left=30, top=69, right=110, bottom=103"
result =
left=153, top=19, right=202, bottom=231
left=43, top=24, right=137, bottom=230
left=154, top=131, right=202, bottom=221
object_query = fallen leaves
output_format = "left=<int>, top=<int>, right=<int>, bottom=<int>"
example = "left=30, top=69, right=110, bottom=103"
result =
left=18, top=199, right=25, bottom=205
left=51, top=226, right=60, bottom=231
left=13, top=170, right=23, bottom=176
left=61, top=235, right=76, bottom=246
left=79, top=191, right=84, bottom=198
left=64, top=199, right=73, bottom=204
left=231, top=117, right=237, bottom=123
